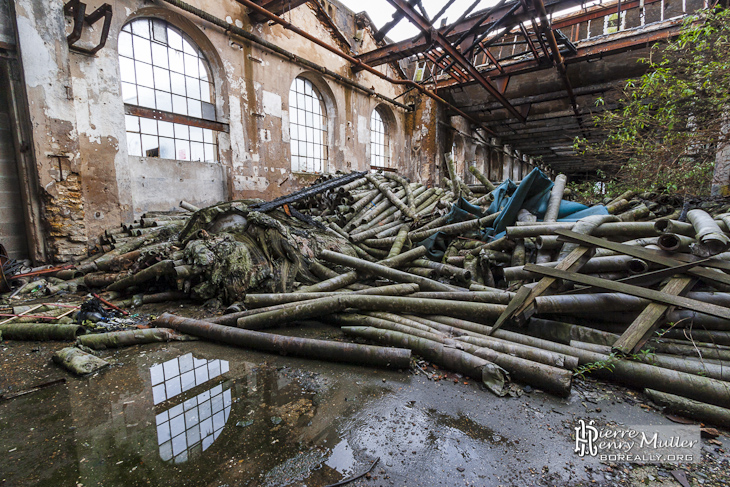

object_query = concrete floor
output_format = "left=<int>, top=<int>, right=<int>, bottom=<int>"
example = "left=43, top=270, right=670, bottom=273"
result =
left=1, top=316, right=728, bottom=487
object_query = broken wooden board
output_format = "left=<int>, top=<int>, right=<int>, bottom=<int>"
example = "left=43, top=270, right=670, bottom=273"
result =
left=523, top=264, right=730, bottom=321
left=612, top=276, right=697, bottom=355
left=487, top=245, right=595, bottom=335
left=555, top=230, right=730, bottom=289
left=560, top=258, right=711, bottom=295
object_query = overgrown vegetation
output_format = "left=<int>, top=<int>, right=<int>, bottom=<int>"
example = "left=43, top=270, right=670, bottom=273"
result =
left=573, top=7, right=730, bottom=198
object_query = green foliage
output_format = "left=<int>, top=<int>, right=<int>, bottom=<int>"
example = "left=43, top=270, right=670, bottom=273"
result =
left=573, top=349, right=657, bottom=379
left=567, top=169, right=625, bottom=204
left=573, top=352, right=619, bottom=380
left=574, top=8, right=730, bottom=196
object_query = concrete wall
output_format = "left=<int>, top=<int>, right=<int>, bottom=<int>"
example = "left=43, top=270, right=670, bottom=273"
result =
left=11, top=0, right=425, bottom=262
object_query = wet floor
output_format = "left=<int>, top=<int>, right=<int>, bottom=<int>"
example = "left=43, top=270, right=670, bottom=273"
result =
left=1, top=326, right=728, bottom=486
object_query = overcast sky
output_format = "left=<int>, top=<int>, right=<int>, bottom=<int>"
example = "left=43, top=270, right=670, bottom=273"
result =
left=336, top=0, right=500, bottom=42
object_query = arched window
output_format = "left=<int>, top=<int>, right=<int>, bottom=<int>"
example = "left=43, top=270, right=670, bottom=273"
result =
left=370, top=108, right=391, bottom=169
left=289, top=77, right=328, bottom=173
left=119, top=18, right=218, bottom=162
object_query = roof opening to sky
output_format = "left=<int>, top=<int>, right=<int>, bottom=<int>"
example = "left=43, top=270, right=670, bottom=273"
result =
left=337, top=0, right=504, bottom=42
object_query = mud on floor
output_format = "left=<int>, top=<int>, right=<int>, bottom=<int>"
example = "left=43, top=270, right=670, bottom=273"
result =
left=1, top=318, right=728, bottom=487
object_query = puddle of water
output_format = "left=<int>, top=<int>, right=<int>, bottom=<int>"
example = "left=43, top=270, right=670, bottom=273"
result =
left=427, top=408, right=516, bottom=446
left=0, top=343, right=379, bottom=486
left=324, top=439, right=356, bottom=476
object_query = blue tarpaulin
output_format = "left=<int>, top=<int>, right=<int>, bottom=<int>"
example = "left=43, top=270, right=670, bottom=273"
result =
left=482, top=168, right=608, bottom=238
left=418, top=168, right=608, bottom=260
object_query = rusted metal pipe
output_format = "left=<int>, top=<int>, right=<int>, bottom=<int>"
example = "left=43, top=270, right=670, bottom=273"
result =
left=161, top=0, right=410, bottom=111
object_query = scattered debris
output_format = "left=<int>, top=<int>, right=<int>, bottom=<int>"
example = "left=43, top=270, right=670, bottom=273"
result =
left=52, top=347, right=110, bottom=375
left=2, top=166, right=730, bottom=428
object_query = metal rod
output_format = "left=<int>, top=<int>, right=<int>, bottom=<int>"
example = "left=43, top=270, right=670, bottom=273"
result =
left=161, top=0, right=411, bottom=111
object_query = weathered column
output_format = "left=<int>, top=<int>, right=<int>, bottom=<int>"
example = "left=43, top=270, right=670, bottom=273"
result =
left=712, top=112, right=730, bottom=197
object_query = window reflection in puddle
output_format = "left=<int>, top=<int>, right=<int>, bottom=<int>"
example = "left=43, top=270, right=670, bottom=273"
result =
left=149, top=354, right=231, bottom=463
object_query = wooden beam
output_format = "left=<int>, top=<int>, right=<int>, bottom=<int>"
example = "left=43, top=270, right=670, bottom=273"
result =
left=555, top=230, right=730, bottom=289
left=561, top=258, right=713, bottom=294
left=522, top=264, right=730, bottom=321
left=612, top=276, right=697, bottom=355
left=487, top=245, right=594, bottom=335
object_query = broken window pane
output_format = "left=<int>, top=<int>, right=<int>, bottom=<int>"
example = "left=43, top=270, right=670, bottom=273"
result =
left=142, top=134, right=158, bottom=156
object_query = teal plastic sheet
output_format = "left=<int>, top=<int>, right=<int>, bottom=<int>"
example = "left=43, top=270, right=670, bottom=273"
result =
left=418, top=231, right=450, bottom=261
left=418, top=168, right=608, bottom=260
left=445, top=197, right=485, bottom=224
left=483, top=168, right=608, bottom=238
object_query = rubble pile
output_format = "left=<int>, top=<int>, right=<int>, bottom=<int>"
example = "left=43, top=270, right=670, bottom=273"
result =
left=2, top=162, right=730, bottom=427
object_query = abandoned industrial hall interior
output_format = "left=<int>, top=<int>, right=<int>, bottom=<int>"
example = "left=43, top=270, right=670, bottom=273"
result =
left=2, top=0, right=730, bottom=484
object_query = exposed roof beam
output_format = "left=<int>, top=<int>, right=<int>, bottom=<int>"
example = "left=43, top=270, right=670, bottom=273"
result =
left=386, top=0, right=526, bottom=122
left=435, top=15, right=686, bottom=90
left=355, top=0, right=583, bottom=68
left=461, top=81, right=617, bottom=113
left=249, top=0, right=308, bottom=22
left=530, top=0, right=584, bottom=135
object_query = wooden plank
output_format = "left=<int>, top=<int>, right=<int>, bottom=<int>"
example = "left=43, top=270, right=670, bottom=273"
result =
left=555, top=230, right=730, bottom=288
left=0, top=304, right=44, bottom=325
left=560, top=258, right=712, bottom=295
left=486, top=286, right=531, bottom=336
left=660, top=251, right=730, bottom=272
left=487, top=245, right=594, bottom=335
left=523, top=264, right=730, bottom=320
left=612, top=276, right=697, bottom=355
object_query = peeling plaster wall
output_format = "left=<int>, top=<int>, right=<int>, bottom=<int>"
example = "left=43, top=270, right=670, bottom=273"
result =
left=13, top=0, right=438, bottom=262
left=231, top=3, right=412, bottom=199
